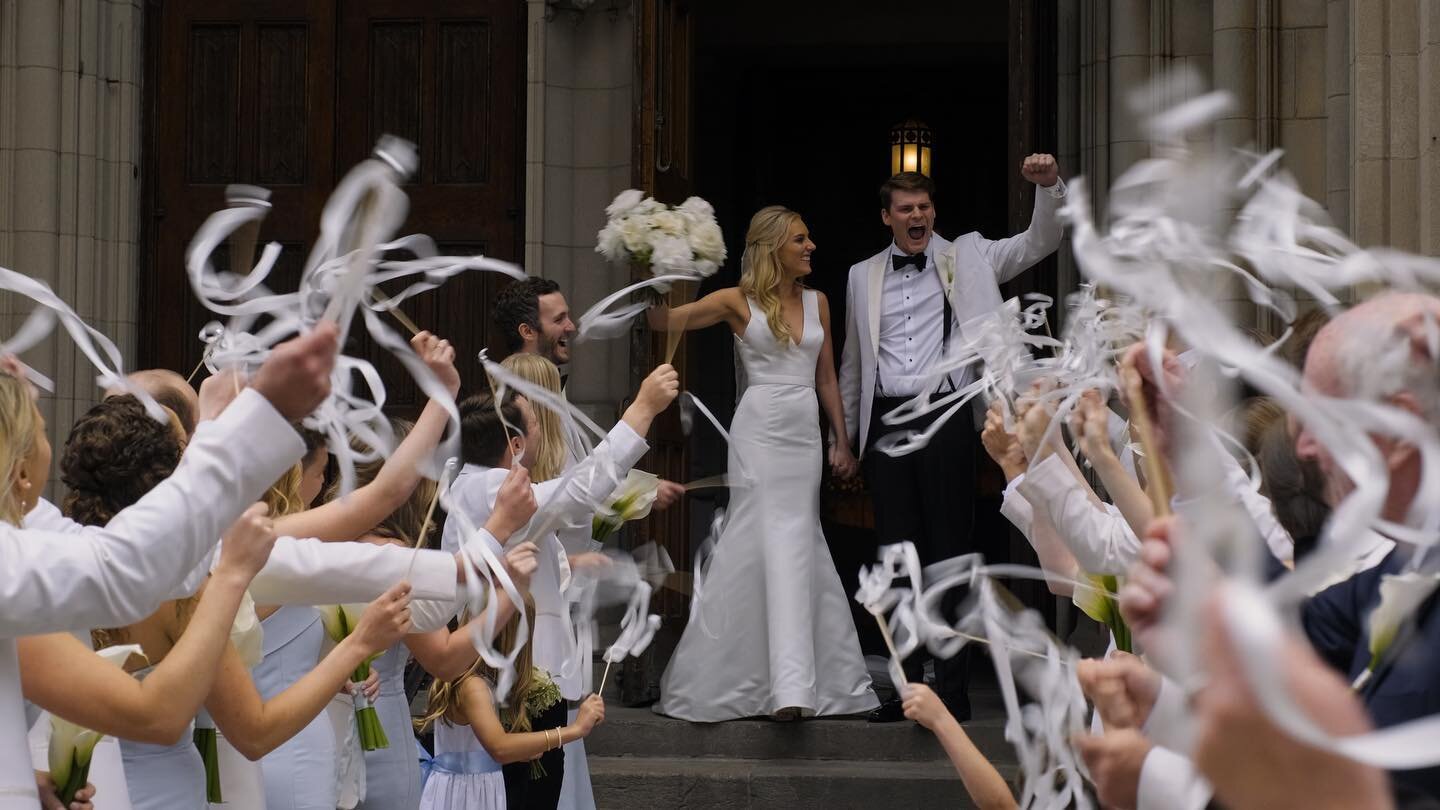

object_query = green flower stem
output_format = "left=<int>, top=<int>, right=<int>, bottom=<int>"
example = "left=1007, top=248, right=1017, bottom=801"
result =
left=56, top=753, right=90, bottom=806
left=194, top=726, right=222, bottom=803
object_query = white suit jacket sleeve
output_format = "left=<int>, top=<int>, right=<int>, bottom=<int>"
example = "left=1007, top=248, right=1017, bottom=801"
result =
left=0, top=389, right=303, bottom=636
left=999, top=475, right=1035, bottom=538
left=1017, top=454, right=1140, bottom=575
left=526, top=421, right=649, bottom=533
left=245, top=537, right=460, bottom=606
left=837, top=265, right=863, bottom=448
left=980, top=178, right=1067, bottom=284
left=1137, top=746, right=1212, bottom=810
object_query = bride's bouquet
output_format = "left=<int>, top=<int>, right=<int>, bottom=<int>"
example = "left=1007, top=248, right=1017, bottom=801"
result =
left=595, top=190, right=726, bottom=286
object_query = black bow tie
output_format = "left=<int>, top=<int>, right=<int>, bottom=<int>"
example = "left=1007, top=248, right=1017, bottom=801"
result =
left=893, top=253, right=926, bottom=271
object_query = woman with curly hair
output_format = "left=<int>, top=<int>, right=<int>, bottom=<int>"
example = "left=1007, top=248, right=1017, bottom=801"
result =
left=60, top=395, right=413, bottom=810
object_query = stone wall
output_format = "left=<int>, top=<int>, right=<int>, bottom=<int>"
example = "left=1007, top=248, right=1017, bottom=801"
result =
left=525, top=0, right=635, bottom=425
left=0, top=0, right=143, bottom=494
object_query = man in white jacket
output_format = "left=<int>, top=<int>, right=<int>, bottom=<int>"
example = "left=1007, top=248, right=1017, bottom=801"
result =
left=840, top=157, right=1066, bottom=723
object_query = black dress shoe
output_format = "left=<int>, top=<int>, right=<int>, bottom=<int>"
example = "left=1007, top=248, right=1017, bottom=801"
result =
left=867, top=697, right=905, bottom=723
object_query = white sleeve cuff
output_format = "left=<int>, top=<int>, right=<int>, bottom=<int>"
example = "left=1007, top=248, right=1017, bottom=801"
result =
left=999, top=474, right=1035, bottom=538
left=1137, top=746, right=1211, bottom=810
left=1042, top=177, right=1068, bottom=199
left=1142, top=674, right=1194, bottom=752
left=606, top=420, right=650, bottom=470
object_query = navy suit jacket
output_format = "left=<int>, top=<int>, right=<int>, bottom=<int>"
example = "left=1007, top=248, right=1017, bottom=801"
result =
left=1303, top=547, right=1440, bottom=799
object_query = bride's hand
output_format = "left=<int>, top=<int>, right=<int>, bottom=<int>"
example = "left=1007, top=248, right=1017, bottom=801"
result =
left=829, top=443, right=858, bottom=480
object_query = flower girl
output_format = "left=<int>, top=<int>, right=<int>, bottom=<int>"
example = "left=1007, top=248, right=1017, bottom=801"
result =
left=417, top=597, right=605, bottom=810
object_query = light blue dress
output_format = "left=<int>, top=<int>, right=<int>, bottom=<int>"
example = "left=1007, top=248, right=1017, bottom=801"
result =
left=253, top=606, right=337, bottom=810
left=357, top=640, right=421, bottom=809
left=418, top=719, right=505, bottom=810
left=120, top=668, right=205, bottom=810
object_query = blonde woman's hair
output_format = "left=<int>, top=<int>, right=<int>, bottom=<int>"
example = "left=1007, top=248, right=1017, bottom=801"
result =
left=0, top=373, right=39, bottom=526
left=263, top=462, right=305, bottom=518
left=322, top=418, right=438, bottom=548
left=418, top=593, right=538, bottom=732
left=739, top=205, right=804, bottom=345
left=496, top=353, right=566, bottom=482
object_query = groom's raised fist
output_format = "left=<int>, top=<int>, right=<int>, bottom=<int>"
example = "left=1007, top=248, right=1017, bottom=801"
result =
left=1021, top=153, right=1060, bottom=188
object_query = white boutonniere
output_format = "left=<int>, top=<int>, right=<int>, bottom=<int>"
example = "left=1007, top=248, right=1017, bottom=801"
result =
left=1353, top=570, right=1440, bottom=690
left=937, top=251, right=956, bottom=297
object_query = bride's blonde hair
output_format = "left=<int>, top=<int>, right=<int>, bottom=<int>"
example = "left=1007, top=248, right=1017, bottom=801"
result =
left=739, top=205, right=803, bottom=345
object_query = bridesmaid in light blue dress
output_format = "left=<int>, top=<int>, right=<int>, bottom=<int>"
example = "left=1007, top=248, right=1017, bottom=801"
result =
left=120, top=668, right=206, bottom=810
left=358, top=640, right=422, bottom=809
left=253, top=606, right=339, bottom=810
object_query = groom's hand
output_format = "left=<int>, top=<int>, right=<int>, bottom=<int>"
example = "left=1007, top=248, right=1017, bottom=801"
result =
left=1021, top=153, right=1060, bottom=187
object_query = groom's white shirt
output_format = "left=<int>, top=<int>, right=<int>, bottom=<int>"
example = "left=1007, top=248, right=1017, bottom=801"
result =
left=838, top=179, right=1067, bottom=456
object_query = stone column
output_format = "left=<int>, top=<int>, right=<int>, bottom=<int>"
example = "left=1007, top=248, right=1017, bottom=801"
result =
left=0, top=0, right=143, bottom=495
left=529, top=2, right=634, bottom=424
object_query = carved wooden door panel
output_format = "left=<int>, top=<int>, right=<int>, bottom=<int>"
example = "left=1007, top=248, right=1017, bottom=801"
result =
left=141, top=0, right=524, bottom=415
left=625, top=0, right=696, bottom=701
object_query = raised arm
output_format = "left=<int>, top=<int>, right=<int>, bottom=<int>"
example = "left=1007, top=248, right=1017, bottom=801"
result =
left=645, top=287, right=747, bottom=334
left=20, top=504, right=279, bottom=743
left=460, top=679, right=605, bottom=765
left=1071, top=391, right=1154, bottom=539
left=206, top=581, right=412, bottom=760
left=980, top=154, right=1066, bottom=284
left=277, top=331, right=460, bottom=542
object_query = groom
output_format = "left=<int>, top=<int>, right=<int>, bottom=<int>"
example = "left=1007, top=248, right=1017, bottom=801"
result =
left=838, top=155, right=1066, bottom=723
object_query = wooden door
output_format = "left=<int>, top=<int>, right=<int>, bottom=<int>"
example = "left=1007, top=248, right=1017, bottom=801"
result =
left=625, top=0, right=696, bottom=703
left=140, top=0, right=525, bottom=414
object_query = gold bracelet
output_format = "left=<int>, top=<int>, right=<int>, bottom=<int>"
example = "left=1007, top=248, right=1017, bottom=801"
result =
left=543, top=729, right=554, bottom=751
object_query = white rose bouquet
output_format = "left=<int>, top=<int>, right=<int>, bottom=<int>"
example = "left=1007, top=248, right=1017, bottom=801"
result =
left=596, top=190, right=727, bottom=282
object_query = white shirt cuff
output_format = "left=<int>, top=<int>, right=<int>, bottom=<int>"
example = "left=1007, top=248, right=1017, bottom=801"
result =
left=1042, top=177, right=1068, bottom=198
left=1138, top=746, right=1211, bottom=810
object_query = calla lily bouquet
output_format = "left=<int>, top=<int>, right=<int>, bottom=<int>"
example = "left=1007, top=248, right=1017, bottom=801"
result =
left=1354, top=570, right=1440, bottom=690
left=319, top=604, right=389, bottom=751
left=1073, top=573, right=1132, bottom=653
left=592, top=470, right=661, bottom=543
left=50, top=645, right=148, bottom=805
left=595, top=190, right=726, bottom=283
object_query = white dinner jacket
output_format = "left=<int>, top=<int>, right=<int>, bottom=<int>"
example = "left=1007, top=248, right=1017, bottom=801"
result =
left=0, top=388, right=303, bottom=807
left=838, top=180, right=1067, bottom=456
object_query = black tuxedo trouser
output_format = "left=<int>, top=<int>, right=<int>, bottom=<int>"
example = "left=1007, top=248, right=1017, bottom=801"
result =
left=865, top=394, right=976, bottom=710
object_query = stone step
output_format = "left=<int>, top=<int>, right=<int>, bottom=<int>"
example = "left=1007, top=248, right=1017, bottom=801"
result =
left=589, top=755, right=998, bottom=810
left=587, top=704, right=1013, bottom=764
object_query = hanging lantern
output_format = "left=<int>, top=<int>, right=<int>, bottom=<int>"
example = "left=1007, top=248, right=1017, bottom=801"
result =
left=889, top=119, right=933, bottom=176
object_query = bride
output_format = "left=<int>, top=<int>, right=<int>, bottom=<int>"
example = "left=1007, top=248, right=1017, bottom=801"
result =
left=651, top=205, right=877, bottom=721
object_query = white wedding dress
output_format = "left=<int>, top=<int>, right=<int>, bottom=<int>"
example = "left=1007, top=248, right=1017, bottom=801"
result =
left=655, top=289, right=877, bottom=721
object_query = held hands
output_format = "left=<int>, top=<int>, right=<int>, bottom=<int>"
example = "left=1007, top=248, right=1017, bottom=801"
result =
left=352, top=582, right=413, bottom=654
left=1069, top=389, right=1118, bottom=467
left=1014, top=381, right=1058, bottom=463
left=900, top=683, right=956, bottom=732
left=502, top=542, right=540, bottom=590
left=1075, top=651, right=1161, bottom=731
left=213, top=503, right=280, bottom=581
left=250, top=322, right=339, bottom=420
left=828, top=442, right=859, bottom=480
left=36, top=772, right=95, bottom=810
left=1074, top=729, right=1151, bottom=810
left=634, top=364, right=681, bottom=418
left=346, top=666, right=381, bottom=702
left=487, top=464, right=537, bottom=541
left=197, top=368, right=248, bottom=423
left=573, top=694, right=606, bottom=736
left=981, top=401, right=1028, bottom=481
left=1020, top=153, right=1060, bottom=188
left=654, top=479, right=686, bottom=511
left=411, top=331, right=461, bottom=397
